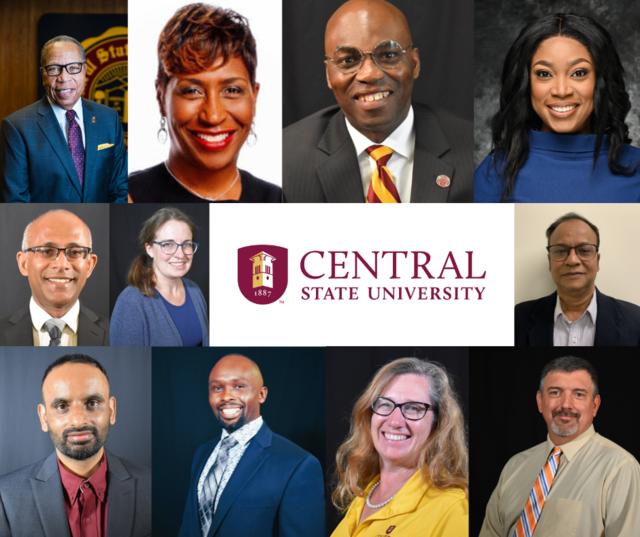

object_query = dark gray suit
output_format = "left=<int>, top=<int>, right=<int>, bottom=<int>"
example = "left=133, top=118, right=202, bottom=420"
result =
left=283, top=103, right=473, bottom=202
left=0, top=451, right=150, bottom=537
left=0, top=304, right=108, bottom=346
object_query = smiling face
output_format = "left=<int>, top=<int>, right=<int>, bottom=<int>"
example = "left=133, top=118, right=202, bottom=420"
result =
left=144, top=219, right=194, bottom=283
left=41, top=40, right=86, bottom=110
left=38, top=362, right=116, bottom=461
left=159, top=55, right=258, bottom=178
left=530, top=36, right=596, bottom=134
left=17, top=211, right=97, bottom=318
left=370, top=373, right=434, bottom=470
left=536, top=369, right=600, bottom=445
left=324, top=0, right=419, bottom=143
left=548, top=219, right=600, bottom=299
left=208, top=355, right=267, bottom=432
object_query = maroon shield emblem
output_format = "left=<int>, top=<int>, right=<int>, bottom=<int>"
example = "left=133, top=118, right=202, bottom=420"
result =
left=237, top=245, right=288, bottom=304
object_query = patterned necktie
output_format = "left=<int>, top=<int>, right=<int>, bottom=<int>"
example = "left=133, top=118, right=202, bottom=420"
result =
left=199, top=435, right=237, bottom=537
left=44, top=318, right=65, bottom=346
left=66, top=109, right=85, bottom=186
left=513, top=446, right=562, bottom=537
left=366, top=145, right=401, bottom=203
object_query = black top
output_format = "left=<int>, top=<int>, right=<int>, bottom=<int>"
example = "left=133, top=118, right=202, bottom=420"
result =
left=128, top=163, right=282, bottom=202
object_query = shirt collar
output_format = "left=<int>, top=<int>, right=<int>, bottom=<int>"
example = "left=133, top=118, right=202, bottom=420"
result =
left=219, top=415, right=263, bottom=448
left=554, top=290, right=598, bottom=324
left=48, top=97, right=84, bottom=127
left=546, top=424, right=596, bottom=462
left=344, top=106, right=415, bottom=159
left=57, top=452, right=108, bottom=504
left=29, top=296, right=80, bottom=333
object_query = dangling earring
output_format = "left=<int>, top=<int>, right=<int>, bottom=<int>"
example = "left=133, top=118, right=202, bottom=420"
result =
left=246, top=123, right=257, bottom=147
left=157, top=116, right=168, bottom=144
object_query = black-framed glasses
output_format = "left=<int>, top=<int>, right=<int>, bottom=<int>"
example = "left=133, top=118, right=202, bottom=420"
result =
left=546, top=243, right=598, bottom=261
left=324, top=40, right=414, bottom=73
left=151, top=240, right=198, bottom=255
left=42, top=62, right=85, bottom=76
left=371, top=396, right=431, bottom=421
left=23, top=245, right=92, bottom=261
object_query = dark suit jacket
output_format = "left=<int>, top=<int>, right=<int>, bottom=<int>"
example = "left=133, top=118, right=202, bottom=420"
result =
left=282, top=103, right=473, bottom=202
left=1, top=97, right=127, bottom=202
left=515, top=289, right=640, bottom=346
left=0, top=304, right=109, bottom=346
left=0, top=451, right=150, bottom=537
left=178, top=422, right=325, bottom=537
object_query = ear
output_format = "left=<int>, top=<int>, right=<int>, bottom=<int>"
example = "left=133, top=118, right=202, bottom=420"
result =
left=592, top=393, right=601, bottom=417
left=596, top=252, right=600, bottom=273
left=411, top=47, right=421, bottom=79
left=85, top=253, right=98, bottom=278
left=547, top=254, right=551, bottom=273
left=253, top=81, right=260, bottom=100
left=325, top=65, right=333, bottom=90
left=17, top=251, right=29, bottom=277
left=37, top=403, right=49, bottom=432
left=258, top=385, right=268, bottom=404
left=109, top=396, right=117, bottom=426
left=156, top=81, right=166, bottom=117
left=144, top=243, right=154, bottom=259
left=536, top=390, right=543, bottom=414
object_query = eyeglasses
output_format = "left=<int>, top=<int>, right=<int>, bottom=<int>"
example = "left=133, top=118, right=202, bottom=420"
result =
left=23, top=245, right=92, bottom=261
left=371, top=396, right=431, bottom=421
left=546, top=243, right=598, bottom=261
left=151, top=240, right=199, bottom=255
left=324, top=40, right=414, bottom=73
left=42, top=62, right=85, bottom=76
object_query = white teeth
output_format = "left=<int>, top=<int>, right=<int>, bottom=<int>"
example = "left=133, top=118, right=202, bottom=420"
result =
left=221, top=408, right=241, bottom=418
left=384, top=432, right=409, bottom=441
left=551, top=105, right=576, bottom=113
left=48, top=278, right=72, bottom=283
left=196, top=132, right=230, bottom=143
left=359, top=91, right=390, bottom=102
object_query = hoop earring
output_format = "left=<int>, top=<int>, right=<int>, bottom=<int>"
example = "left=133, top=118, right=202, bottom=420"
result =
left=157, top=116, right=168, bottom=144
left=246, top=123, right=257, bottom=147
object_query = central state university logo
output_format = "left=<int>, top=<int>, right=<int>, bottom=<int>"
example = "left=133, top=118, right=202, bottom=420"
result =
left=237, top=245, right=288, bottom=304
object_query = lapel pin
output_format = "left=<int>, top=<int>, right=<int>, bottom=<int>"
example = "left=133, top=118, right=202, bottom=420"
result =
left=386, top=526, right=396, bottom=534
left=436, top=174, right=451, bottom=188
left=91, top=116, right=96, bottom=124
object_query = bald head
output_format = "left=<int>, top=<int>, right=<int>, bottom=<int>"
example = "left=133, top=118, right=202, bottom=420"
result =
left=22, top=210, right=92, bottom=250
left=208, top=354, right=267, bottom=432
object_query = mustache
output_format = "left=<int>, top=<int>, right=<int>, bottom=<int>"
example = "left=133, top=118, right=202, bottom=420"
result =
left=63, top=426, right=98, bottom=440
left=552, top=409, right=580, bottom=419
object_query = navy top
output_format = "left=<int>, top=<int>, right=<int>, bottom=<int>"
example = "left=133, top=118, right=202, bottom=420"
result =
left=474, top=130, right=640, bottom=202
left=159, top=289, right=203, bottom=347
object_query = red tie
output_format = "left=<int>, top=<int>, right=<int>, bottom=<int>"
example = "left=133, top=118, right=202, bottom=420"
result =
left=366, top=145, right=401, bottom=203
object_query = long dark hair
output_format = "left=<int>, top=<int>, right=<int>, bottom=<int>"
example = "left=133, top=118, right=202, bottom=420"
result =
left=491, top=13, right=632, bottom=200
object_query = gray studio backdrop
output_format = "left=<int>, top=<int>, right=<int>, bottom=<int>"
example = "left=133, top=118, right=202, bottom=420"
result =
left=0, top=347, right=151, bottom=475
left=0, top=203, right=110, bottom=321
left=474, top=0, right=640, bottom=164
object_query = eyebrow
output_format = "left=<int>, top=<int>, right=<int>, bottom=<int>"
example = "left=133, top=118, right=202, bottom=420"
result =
left=179, top=76, right=248, bottom=85
left=532, top=58, right=593, bottom=68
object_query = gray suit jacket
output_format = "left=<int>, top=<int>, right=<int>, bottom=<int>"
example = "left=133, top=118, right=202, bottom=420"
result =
left=0, top=304, right=108, bottom=346
left=0, top=451, right=150, bottom=537
left=283, top=103, right=473, bottom=202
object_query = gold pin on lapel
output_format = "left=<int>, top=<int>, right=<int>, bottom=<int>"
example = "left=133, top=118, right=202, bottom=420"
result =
left=91, top=116, right=96, bottom=124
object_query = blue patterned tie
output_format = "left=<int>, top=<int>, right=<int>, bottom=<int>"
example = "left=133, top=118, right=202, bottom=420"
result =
left=66, top=110, right=84, bottom=185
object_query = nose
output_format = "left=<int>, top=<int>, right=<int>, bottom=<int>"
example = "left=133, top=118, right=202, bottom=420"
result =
left=67, top=402, right=90, bottom=426
left=356, top=54, right=385, bottom=83
left=550, top=75, right=573, bottom=98
left=50, top=249, right=72, bottom=269
left=385, top=405, right=407, bottom=425
left=564, top=246, right=581, bottom=265
left=199, top=93, right=227, bottom=125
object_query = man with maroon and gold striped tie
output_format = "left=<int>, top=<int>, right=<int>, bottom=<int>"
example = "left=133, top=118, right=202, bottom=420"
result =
left=479, top=356, right=640, bottom=537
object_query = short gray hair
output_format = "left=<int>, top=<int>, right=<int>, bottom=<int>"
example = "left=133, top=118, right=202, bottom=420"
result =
left=40, top=35, right=86, bottom=67
left=539, top=356, right=599, bottom=396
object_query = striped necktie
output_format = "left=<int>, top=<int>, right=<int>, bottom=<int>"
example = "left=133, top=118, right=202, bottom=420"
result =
left=513, top=446, right=562, bottom=537
left=366, top=145, right=401, bottom=203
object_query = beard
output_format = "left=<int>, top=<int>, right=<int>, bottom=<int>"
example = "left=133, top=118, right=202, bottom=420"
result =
left=213, top=408, right=246, bottom=433
left=550, top=409, right=580, bottom=438
left=50, top=425, right=107, bottom=460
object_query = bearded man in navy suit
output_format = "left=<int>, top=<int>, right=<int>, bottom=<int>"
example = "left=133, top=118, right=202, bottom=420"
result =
left=1, top=35, right=127, bottom=203
left=178, top=354, right=325, bottom=537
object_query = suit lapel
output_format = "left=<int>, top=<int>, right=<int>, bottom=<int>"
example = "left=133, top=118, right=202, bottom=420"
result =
left=528, top=293, right=555, bottom=346
left=594, top=290, right=619, bottom=346
left=3, top=308, right=34, bottom=345
left=83, top=99, right=98, bottom=187
left=106, top=453, right=135, bottom=537
left=316, top=112, right=366, bottom=202
left=30, top=453, right=71, bottom=537
left=210, top=425, right=271, bottom=536
left=35, top=98, right=82, bottom=197
left=78, top=305, right=106, bottom=345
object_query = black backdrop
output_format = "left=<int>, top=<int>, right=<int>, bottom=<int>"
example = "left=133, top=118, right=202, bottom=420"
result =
left=283, top=0, right=474, bottom=127
left=469, top=347, right=640, bottom=536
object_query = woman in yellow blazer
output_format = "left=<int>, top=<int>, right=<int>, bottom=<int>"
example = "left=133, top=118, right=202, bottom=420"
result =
left=331, top=358, right=468, bottom=536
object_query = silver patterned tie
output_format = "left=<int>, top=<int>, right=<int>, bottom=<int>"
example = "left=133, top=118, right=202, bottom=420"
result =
left=199, top=435, right=237, bottom=536
left=43, top=318, right=65, bottom=346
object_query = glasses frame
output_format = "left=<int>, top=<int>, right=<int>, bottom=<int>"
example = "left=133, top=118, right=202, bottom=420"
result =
left=42, top=62, right=86, bottom=77
left=151, top=240, right=199, bottom=256
left=22, top=245, right=93, bottom=261
left=546, top=243, right=599, bottom=261
left=324, top=40, right=414, bottom=74
left=371, top=395, right=431, bottom=421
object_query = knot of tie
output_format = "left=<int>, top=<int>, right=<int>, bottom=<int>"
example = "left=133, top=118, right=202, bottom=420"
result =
left=365, top=144, right=400, bottom=203
left=44, top=318, right=65, bottom=346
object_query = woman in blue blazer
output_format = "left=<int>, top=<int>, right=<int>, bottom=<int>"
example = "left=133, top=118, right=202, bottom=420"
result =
left=110, top=207, right=209, bottom=346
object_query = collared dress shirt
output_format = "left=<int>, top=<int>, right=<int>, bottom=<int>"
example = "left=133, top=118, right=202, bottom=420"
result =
left=345, top=106, right=415, bottom=202
left=48, top=97, right=86, bottom=146
left=553, top=291, right=597, bottom=346
left=330, top=470, right=467, bottom=537
left=57, top=454, right=108, bottom=537
left=479, top=426, right=640, bottom=537
left=197, top=416, right=264, bottom=516
left=30, top=297, right=79, bottom=346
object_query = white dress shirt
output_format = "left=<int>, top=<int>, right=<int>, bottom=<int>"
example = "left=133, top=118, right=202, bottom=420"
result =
left=29, top=297, right=80, bottom=346
left=553, top=292, right=597, bottom=346
left=48, top=97, right=86, bottom=146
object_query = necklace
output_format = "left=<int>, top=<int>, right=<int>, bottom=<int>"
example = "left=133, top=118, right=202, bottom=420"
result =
left=164, top=161, right=240, bottom=201
left=365, top=480, right=395, bottom=509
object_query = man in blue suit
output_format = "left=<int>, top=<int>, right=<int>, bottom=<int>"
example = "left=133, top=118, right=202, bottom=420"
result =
left=1, top=35, right=127, bottom=203
left=178, top=354, right=325, bottom=537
